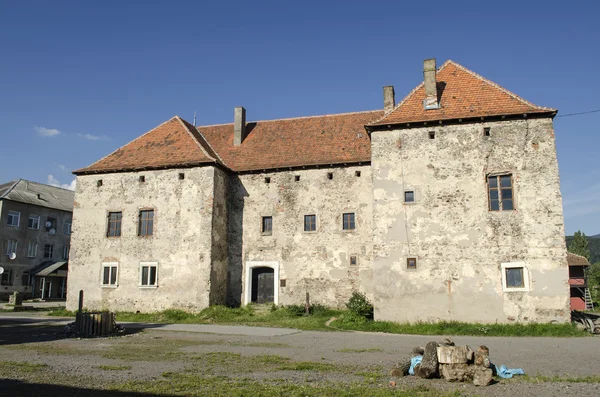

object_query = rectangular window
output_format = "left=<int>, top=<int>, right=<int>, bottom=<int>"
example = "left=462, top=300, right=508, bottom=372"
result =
left=7, top=211, right=20, bottom=227
left=22, top=274, right=30, bottom=286
left=488, top=174, right=514, bottom=211
left=27, top=242, right=37, bottom=258
left=28, top=215, right=40, bottom=230
left=140, top=262, right=158, bottom=286
left=1, top=270, right=13, bottom=286
left=342, top=213, right=355, bottom=230
left=505, top=267, right=524, bottom=288
left=407, top=257, right=417, bottom=270
left=350, top=255, right=358, bottom=266
left=304, top=215, right=316, bottom=232
left=63, top=221, right=72, bottom=235
left=44, top=244, right=54, bottom=259
left=107, top=212, right=122, bottom=237
left=5, top=240, right=17, bottom=256
left=262, top=216, right=272, bottom=235
left=102, top=263, right=118, bottom=286
left=138, top=210, right=154, bottom=236
left=501, top=262, right=530, bottom=292
left=404, top=191, right=415, bottom=203
left=63, top=245, right=70, bottom=260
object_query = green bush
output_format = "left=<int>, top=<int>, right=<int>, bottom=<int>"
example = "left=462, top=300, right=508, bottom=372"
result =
left=345, top=292, right=373, bottom=319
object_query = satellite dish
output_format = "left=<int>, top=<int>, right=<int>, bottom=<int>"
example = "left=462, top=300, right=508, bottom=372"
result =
left=45, top=221, right=52, bottom=228
left=8, top=253, right=16, bottom=260
left=49, top=228, right=56, bottom=235
left=0, top=267, right=4, bottom=275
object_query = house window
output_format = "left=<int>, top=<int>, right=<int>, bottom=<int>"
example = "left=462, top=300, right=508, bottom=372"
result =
left=407, top=257, right=417, bottom=270
left=405, top=191, right=415, bottom=203
left=140, top=262, right=158, bottom=286
left=63, top=221, right=72, bottom=235
left=5, top=240, right=17, bottom=256
left=22, top=274, right=30, bottom=286
left=355, top=171, right=361, bottom=177
left=44, top=244, right=54, bottom=259
left=7, top=211, right=20, bottom=227
left=262, top=216, right=272, bottom=235
left=138, top=210, right=154, bottom=236
left=63, top=245, right=70, bottom=260
left=27, top=242, right=37, bottom=258
left=488, top=174, right=514, bottom=211
left=350, top=255, right=358, bottom=266
left=101, top=262, right=118, bottom=286
left=327, top=172, right=333, bottom=180
left=28, top=215, right=40, bottom=230
left=265, top=177, right=271, bottom=184
left=97, top=179, right=103, bottom=187
left=484, top=127, right=491, bottom=137
left=429, top=131, right=435, bottom=139
left=179, top=173, right=185, bottom=180
left=280, top=279, right=287, bottom=287
left=501, top=262, right=530, bottom=292
left=295, top=175, right=300, bottom=182
left=139, top=175, right=145, bottom=182
left=342, top=213, right=355, bottom=230
left=107, top=212, right=122, bottom=237
left=1, top=270, right=13, bottom=286
left=304, top=215, right=316, bottom=232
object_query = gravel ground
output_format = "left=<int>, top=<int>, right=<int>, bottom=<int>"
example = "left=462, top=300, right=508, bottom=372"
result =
left=0, top=315, right=599, bottom=396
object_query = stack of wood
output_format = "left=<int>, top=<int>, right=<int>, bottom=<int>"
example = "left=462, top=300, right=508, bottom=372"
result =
left=391, top=339, right=494, bottom=386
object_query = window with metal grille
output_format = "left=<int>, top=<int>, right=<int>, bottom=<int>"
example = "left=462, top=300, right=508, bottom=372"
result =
left=107, top=212, right=122, bottom=237
left=138, top=210, right=154, bottom=236
left=488, top=174, right=514, bottom=211
left=342, top=213, right=355, bottom=230
left=262, top=216, right=272, bottom=235
left=140, top=262, right=158, bottom=286
left=102, top=263, right=118, bottom=286
left=304, top=215, right=316, bottom=232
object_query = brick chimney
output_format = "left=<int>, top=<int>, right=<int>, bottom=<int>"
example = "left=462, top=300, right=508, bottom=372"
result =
left=383, top=86, right=395, bottom=114
left=233, top=106, right=246, bottom=146
left=423, top=58, right=440, bottom=110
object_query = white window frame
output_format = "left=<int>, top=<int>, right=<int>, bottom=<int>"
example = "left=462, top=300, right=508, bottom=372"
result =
left=501, top=262, right=530, bottom=292
left=28, top=214, right=40, bottom=230
left=7, top=211, right=20, bottom=227
left=139, top=261, right=158, bottom=288
left=5, top=240, right=17, bottom=256
left=62, top=245, right=70, bottom=260
left=44, top=244, right=54, bottom=259
left=101, top=262, right=118, bottom=287
left=27, top=241, right=38, bottom=258
left=63, top=221, right=72, bottom=235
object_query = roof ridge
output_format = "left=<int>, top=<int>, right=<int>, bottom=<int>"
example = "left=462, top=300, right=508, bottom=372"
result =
left=175, top=116, right=218, bottom=162
left=73, top=116, right=181, bottom=174
left=197, top=109, right=382, bottom=128
left=23, top=179, right=75, bottom=192
left=0, top=179, right=21, bottom=199
left=446, top=60, right=556, bottom=112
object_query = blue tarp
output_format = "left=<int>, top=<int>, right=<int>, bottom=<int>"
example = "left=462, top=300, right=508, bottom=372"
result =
left=408, top=356, right=422, bottom=376
left=494, top=363, right=525, bottom=378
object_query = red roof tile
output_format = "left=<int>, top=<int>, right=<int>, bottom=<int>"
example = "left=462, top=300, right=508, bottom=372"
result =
left=567, top=252, right=590, bottom=267
left=369, top=60, right=556, bottom=127
left=74, top=116, right=221, bottom=174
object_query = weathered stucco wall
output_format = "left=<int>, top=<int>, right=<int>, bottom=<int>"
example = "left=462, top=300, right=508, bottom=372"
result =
left=227, top=166, right=373, bottom=308
left=66, top=167, right=220, bottom=312
left=371, top=118, right=569, bottom=323
left=209, top=167, right=228, bottom=306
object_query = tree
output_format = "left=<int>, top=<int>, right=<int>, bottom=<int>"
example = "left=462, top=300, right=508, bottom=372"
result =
left=568, top=230, right=590, bottom=260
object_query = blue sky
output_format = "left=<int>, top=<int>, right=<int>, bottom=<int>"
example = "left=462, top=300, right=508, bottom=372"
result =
left=0, top=1, right=598, bottom=235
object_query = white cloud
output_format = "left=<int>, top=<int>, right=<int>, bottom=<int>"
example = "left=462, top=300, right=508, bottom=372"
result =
left=57, top=164, right=67, bottom=171
left=35, top=126, right=61, bottom=137
left=47, top=174, right=76, bottom=191
left=76, top=133, right=108, bottom=141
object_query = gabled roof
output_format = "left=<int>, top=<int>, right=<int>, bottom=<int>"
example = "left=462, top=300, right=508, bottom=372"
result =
left=74, top=116, right=223, bottom=174
left=567, top=252, right=590, bottom=267
left=198, top=110, right=382, bottom=172
left=369, top=60, right=556, bottom=127
left=0, top=180, right=74, bottom=212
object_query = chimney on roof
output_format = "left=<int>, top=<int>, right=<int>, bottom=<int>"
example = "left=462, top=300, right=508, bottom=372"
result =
left=383, top=86, right=395, bottom=114
left=423, top=58, right=440, bottom=110
left=233, top=106, right=246, bottom=146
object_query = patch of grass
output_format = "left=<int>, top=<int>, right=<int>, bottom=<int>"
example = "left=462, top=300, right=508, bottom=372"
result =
left=277, top=362, right=338, bottom=372
left=331, top=312, right=589, bottom=337
left=0, top=361, right=48, bottom=373
left=48, top=308, right=76, bottom=317
left=97, top=365, right=132, bottom=371
left=357, top=370, right=387, bottom=383
left=337, top=347, right=384, bottom=353
left=522, top=374, right=600, bottom=383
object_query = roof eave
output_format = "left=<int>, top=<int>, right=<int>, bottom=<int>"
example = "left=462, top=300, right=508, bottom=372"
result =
left=73, top=160, right=224, bottom=176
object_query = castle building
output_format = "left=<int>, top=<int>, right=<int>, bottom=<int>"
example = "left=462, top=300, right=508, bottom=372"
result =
left=66, top=59, right=570, bottom=323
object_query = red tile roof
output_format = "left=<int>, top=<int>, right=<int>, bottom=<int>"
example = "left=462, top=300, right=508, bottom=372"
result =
left=369, top=60, right=556, bottom=127
left=197, top=111, right=382, bottom=172
left=74, top=116, right=222, bottom=174
left=567, top=252, right=590, bottom=267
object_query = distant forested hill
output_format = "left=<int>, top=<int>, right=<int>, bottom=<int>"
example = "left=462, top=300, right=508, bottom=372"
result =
left=566, top=234, right=600, bottom=264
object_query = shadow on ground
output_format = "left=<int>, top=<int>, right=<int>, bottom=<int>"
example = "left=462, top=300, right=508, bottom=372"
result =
left=0, top=379, right=171, bottom=397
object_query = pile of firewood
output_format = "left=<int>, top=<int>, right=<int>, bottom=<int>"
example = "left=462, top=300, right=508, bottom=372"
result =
left=391, top=338, right=494, bottom=386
